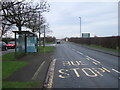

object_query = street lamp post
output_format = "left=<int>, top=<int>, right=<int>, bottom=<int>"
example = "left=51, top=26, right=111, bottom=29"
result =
left=79, top=17, right=81, bottom=38
left=43, top=25, right=46, bottom=48
left=38, top=11, right=41, bottom=47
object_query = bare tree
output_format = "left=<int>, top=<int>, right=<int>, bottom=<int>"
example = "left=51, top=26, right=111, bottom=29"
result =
left=1, top=0, right=50, bottom=47
left=24, top=0, right=50, bottom=46
left=1, top=0, right=50, bottom=32
left=0, top=0, right=14, bottom=39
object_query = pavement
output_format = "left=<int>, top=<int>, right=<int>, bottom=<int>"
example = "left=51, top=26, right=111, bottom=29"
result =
left=5, top=51, right=55, bottom=88
left=46, top=42, right=119, bottom=88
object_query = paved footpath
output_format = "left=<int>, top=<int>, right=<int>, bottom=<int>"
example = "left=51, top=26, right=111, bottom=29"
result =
left=5, top=52, right=54, bottom=88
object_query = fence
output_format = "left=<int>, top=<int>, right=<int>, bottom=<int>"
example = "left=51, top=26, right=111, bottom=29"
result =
left=69, top=36, right=120, bottom=49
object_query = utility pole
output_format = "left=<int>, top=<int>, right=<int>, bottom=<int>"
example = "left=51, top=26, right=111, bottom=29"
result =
left=79, top=17, right=81, bottom=38
left=43, top=25, right=45, bottom=48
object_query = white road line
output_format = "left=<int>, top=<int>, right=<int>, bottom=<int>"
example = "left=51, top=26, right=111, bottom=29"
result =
left=71, top=48, right=100, bottom=64
left=86, top=58, right=90, bottom=60
left=86, top=56, right=92, bottom=59
left=112, top=69, right=120, bottom=74
left=32, top=61, right=45, bottom=80
left=72, top=49, right=76, bottom=51
left=86, top=56, right=101, bottom=63
left=76, top=51, right=84, bottom=55
left=71, top=48, right=84, bottom=55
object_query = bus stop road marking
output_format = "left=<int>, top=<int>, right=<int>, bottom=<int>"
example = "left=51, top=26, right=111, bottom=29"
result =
left=92, top=62, right=98, bottom=65
left=32, top=61, right=45, bottom=80
left=47, top=59, right=56, bottom=88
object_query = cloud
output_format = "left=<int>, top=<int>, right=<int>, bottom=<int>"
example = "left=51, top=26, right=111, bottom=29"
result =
left=44, top=2, right=118, bottom=39
left=48, top=0, right=119, bottom=2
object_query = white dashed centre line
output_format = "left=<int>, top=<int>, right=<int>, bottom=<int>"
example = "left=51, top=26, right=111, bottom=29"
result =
left=86, top=56, right=101, bottom=64
left=112, top=69, right=120, bottom=74
left=76, top=51, right=84, bottom=55
left=71, top=48, right=100, bottom=64
left=72, top=49, right=76, bottom=51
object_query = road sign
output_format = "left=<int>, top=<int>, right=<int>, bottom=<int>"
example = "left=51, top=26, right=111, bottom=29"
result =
left=82, top=33, right=90, bottom=38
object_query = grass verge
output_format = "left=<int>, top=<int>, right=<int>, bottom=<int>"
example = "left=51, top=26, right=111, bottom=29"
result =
left=1, top=52, right=15, bottom=61
left=2, top=46, right=55, bottom=88
left=2, top=81, right=41, bottom=88
left=2, top=61, right=28, bottom=80
left=39, top=46, right=55, bottom=53
left=83, top=44, right=119, bottom=52
left=46, top=41, right=56, bottom=44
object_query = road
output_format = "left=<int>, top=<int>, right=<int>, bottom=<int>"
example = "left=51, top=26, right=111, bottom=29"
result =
left=0, top=49, right=15, bottom=56
left=48, top=42, right=119, bottom=88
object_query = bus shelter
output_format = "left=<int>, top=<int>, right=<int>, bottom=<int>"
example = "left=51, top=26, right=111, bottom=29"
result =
left=13, top=31, right=38, bottom=55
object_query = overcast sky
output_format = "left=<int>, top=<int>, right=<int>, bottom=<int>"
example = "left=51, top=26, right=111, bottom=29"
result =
left=40, top=0, right=118, bottom=39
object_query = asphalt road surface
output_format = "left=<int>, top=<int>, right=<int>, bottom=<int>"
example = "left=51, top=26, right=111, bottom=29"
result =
left=0, top=49, right=15, bottom=56
left=50, top=42, right=119, bottom=88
